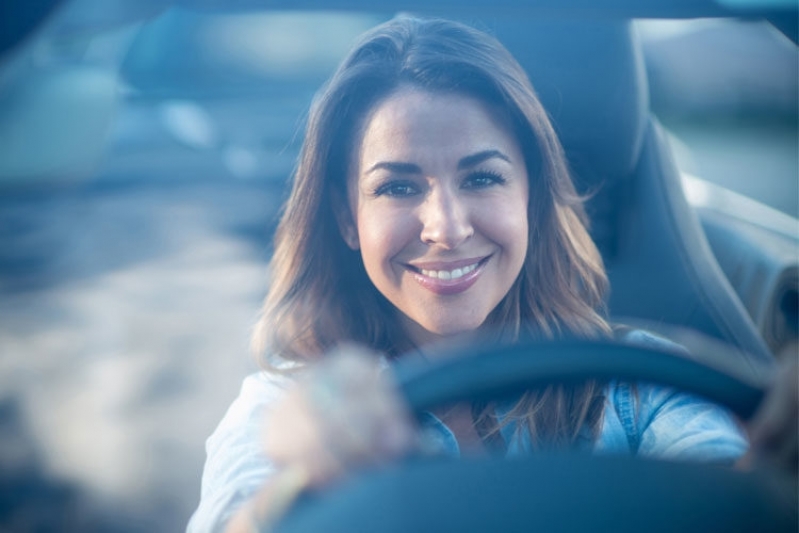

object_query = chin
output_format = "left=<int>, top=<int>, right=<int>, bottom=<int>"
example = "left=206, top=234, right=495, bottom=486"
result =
left=422, top=319, right=487, bottom=339
left=400, top=309, right=491, bottom=347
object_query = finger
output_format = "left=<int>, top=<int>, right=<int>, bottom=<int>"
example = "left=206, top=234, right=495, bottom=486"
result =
left=272, top=344, right=420, bottom=485
left=749, top=359, right=798, bottom=448
left=265, top=390, right=350, bottom=488
left=312, top=345, right=416, bottom=449
left=305, top=364, right=378, bottom=461
left=320, top=375, right=416, bottom=464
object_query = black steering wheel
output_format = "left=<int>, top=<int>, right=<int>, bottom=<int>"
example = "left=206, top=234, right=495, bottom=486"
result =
left=272, top=339, right=797, bottom=533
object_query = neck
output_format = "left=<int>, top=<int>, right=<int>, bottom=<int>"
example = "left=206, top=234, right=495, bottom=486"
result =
left=432, top=403, right=489, bottom=456
left=399, top=316, right=488, bottom=361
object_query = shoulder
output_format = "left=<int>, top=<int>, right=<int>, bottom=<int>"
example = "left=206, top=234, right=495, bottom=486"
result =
left=609, top=328, right=729, bottom=422
left=206, top=371, right=292, bottom=447
left=187, top=371, right=293, bottom=532
left=206, top=370, right=292, bottom=467
left=601, top=327, right=690, bottom=434
left=220, top=372, right=291, bottom=424
left=614, top=327, right=688, bottom=355
left=602, top=330, right=748, bottom=462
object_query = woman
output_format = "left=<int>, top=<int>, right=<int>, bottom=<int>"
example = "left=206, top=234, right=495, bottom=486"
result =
left=188, top=16, right=796, bottom=533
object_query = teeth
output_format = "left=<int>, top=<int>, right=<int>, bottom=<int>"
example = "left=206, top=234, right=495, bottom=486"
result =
left=420, top=263, right=478, bottom=280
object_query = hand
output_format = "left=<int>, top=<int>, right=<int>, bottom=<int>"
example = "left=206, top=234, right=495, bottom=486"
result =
left=741, top=356, right=798, bottom=473
left=264, top=344, right=418, bottom=488
left=225, top=346, right=418, bottom=532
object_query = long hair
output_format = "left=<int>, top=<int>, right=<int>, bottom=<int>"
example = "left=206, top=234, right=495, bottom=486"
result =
left=253, top=16, right=612, bottom=447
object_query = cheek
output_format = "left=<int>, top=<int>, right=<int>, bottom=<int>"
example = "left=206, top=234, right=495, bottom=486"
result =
left=356, top=206, right=417, bottom=267
left=507, top=188, right=531, bottom=258
left=479, top=196, right=530, bottom=256
left=502, top=218, right=530, bottom=268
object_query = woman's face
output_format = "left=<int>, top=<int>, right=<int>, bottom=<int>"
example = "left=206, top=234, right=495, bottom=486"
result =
left=344, top=87, right=530, bottom=346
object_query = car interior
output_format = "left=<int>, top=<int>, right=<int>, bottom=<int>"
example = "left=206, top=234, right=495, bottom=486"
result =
left=3, top=3, right=794, bottom=371
left=269, top=14, right=798, bottom=531
left=488, top=17, right=791, bottom=376
left=1, top=1, right=797, bottom=531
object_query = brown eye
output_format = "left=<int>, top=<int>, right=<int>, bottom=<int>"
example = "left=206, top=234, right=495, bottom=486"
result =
left=374, top=181, right=420, bottom=198
left=462, top=170, right=506, bottom=190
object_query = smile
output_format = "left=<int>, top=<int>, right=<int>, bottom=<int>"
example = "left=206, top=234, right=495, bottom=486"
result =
left=419, top=262, right=478, bottom=280
left=407, top=256, right=490, bottom=295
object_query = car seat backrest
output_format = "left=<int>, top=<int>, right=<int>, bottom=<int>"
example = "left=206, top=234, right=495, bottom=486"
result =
left=490, top=18, right=774, bottom=367
left=494, top=19, right=649, bottom=183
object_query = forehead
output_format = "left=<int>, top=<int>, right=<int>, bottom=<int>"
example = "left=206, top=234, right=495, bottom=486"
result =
left=352, top=87, right=520, bottom=167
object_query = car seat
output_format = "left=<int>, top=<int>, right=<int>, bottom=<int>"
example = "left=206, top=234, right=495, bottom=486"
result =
left=489, top=18, right=775, bottom=371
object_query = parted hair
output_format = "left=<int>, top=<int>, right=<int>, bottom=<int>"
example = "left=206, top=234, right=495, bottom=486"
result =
left=253, top=16, right=612, bottom=447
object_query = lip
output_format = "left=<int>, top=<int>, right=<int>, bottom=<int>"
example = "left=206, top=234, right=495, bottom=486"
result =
left=406, top=255, right=490, bottom=295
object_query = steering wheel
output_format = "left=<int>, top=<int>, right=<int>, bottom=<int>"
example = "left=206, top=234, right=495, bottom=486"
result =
left=272, top=339, right=797, bottom=533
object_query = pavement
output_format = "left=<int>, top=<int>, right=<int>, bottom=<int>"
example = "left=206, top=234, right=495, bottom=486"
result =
left=0, top=179, right=280, bottom=531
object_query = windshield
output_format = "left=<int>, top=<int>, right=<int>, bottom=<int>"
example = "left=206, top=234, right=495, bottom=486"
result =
left=0, top=6, right=796, bottom=532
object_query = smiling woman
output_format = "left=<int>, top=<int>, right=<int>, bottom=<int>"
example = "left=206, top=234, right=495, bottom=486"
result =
left=343, top=88, right=530, bottom=345
left=255, top=16, right=611, bottom=366
left=1, top=2, right=796, bottom=531
left=180, top=15, right=786, bottom=533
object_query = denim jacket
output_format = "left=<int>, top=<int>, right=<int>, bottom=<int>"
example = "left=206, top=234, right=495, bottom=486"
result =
left=186, top=331, right=748, bottom=532
left=421, top=379, right=746, bottom=462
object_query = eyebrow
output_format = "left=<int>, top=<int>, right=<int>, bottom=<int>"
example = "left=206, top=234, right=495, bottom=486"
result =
left=365, top=161, right=421, bottom=175
left=365, top=149, right=511, bottom=175
left=457, top=149, right=511, bottom=170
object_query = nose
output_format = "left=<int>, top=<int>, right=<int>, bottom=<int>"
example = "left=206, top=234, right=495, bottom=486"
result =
left=419, top=186, right=473, bottom=249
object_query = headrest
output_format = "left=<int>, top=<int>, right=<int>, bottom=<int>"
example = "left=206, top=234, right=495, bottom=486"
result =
left=489, top=19, right=649, bottom=184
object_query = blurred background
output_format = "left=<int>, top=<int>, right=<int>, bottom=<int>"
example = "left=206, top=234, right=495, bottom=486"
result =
left=0, top=2, right=796, bottom=531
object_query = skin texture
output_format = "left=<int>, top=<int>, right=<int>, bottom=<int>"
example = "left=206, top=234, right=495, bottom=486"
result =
left=341, top=88, right=530, bottom=348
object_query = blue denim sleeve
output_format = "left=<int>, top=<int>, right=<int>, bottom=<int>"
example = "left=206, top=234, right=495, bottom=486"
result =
left=619, top=329, right=749, bottom=463
left=636, top=383, right=748, bottom=463
left=186, top=372, right=288, bottom=533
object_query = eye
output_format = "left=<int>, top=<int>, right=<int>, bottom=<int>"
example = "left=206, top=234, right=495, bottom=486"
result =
left=373, top=180, right=420, bottom=198
left=462, top=170, right=506, bottom=190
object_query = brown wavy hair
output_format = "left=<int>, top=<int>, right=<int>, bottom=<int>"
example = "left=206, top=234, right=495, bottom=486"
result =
left=253, top=16, right=612, bottom=448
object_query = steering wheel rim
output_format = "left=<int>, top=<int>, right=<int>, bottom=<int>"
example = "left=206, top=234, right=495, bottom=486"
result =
left=395, top=338, right=766, bottom=420
left=273, top=338, right=796, bottom=533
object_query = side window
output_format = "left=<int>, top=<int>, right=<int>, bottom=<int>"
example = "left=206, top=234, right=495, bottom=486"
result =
left=638, top=18, right=798, bottom=217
